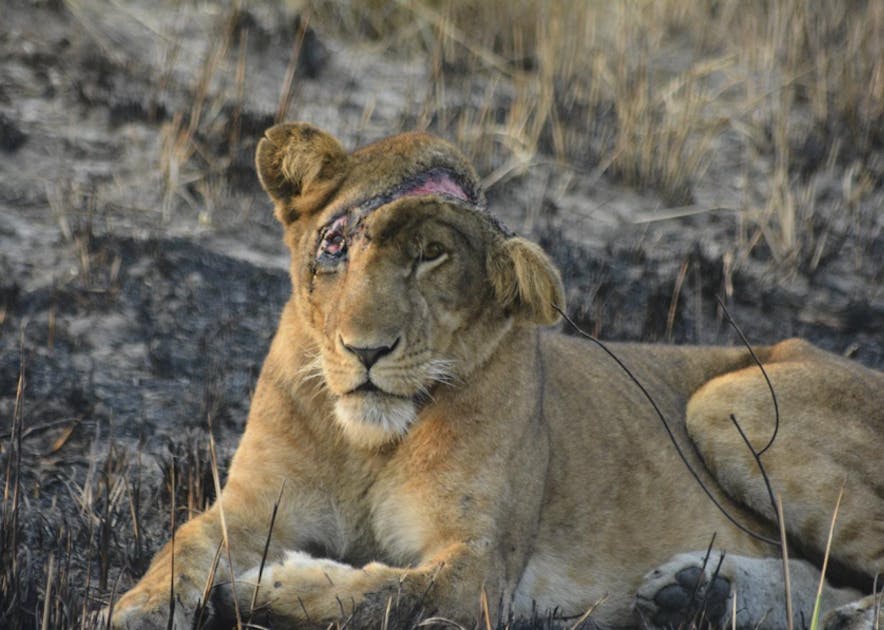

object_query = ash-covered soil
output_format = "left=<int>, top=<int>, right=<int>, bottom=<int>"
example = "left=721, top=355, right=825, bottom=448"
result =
left=0, top=1, right=881, bottom=628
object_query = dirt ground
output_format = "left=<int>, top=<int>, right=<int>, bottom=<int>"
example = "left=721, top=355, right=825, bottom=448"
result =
left=1, top=1, right=881, bottom=628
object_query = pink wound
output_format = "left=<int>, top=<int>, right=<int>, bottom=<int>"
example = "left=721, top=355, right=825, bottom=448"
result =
left=404, top=174, right=469, bottom=201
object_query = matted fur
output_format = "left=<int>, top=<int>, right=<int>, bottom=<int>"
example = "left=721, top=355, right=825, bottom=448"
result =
left=109, top=124, right=883, bottom=630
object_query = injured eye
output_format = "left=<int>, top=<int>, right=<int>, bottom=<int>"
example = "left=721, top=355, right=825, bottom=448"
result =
left=315, top=215, right=349, bottom=269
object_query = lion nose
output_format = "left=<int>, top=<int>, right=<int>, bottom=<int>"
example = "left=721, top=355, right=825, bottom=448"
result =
left=342, top=338, right=399, bottom=368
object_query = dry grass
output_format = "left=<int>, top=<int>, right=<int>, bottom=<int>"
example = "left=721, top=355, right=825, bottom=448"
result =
left=150, top=0, right=880, bottom=261
left=0, top=349, right=219, bottom=629
left=158, top=7, right=240, bottom=223
left=304, top=0, right=882, bottom=261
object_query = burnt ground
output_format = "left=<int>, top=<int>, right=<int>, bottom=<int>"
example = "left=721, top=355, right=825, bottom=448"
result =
left=0, top=1, right=882, bottom=628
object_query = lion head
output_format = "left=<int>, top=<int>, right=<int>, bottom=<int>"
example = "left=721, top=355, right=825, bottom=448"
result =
left=255, top=123, right=564, bottom=447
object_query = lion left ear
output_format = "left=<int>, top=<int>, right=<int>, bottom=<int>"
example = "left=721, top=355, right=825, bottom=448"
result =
left=255, top=122, right=349, bottom=224
left=487, top=237, right=565, bottom=325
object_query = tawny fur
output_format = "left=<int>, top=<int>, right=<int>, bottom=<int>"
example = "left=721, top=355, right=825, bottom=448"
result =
left=110, top=123, right=883, bottom=630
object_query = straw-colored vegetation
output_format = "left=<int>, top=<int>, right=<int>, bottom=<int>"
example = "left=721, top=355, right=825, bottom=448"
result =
left=304, top=0, right=882, bottom=264
left=155, top=0, right=882, bottom=263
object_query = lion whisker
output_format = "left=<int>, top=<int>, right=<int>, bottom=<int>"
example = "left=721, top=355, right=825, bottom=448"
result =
left=297, top=353, right=324, bottom=378
left=425, top=358, right=460, bottom=386
left=294, top=353, right=331, bottom=402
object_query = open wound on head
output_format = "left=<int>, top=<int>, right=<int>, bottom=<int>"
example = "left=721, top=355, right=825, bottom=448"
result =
left=316, top=169, right=473, bottom=261
left=400, top=169, right=470, bottom=202
left=316, top=214, right=348, bottom=259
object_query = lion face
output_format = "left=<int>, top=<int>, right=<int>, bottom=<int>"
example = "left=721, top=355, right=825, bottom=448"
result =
left=256, top=123, right=565, bottom=447
left=306, top=197, right=514, bottom=446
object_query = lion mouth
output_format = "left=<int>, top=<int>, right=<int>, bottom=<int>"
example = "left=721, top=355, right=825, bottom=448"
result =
left=348, top=381, right=419, bottom=402
left=353, top=380, right=381, bottom=394
left=335, top=381, right=436, bottom=447
left=333, top=390, right=419, bottom=447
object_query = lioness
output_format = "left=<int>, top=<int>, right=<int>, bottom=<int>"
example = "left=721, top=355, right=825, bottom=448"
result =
left=110, top=123, right=883, bottom=629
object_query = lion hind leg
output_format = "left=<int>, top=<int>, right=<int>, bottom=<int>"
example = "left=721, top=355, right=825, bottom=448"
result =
left=823, top=592, right=884, bottom=630
left=685, top=340, right=884, bottom=578
left=635, top=551, right=861, bottom=630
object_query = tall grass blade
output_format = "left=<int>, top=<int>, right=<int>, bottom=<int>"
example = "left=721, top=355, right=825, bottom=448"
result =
left=810, top=483, right=845, bottom=630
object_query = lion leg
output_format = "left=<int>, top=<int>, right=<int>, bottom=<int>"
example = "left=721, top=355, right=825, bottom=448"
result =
left=109, top=374, right=354, bottom=628
left=109, top=507, right=228, bottom=629
left=213, top=542, right=500, bottom=628
left=680, top=339, right=883, bottom=628
left=685, top=339, right=884, bottom=577
left=635, top=550, right=861, bottom=629
left=823, top=592, right=884, bottom=630
left=110, top=495, right=289, bottom=630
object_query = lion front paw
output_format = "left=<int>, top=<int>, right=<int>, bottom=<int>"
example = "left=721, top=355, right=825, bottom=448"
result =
left=211, top=550, right=360, bottom=627
left=635, top=552, right=732, bottom=629
left=107, top=586, right=213, bottom=630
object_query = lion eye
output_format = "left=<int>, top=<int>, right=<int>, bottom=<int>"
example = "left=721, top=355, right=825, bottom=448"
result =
left=419, top=242, right=446, bottom=262
left=324, top=232, right=346, bottom=254
left=316, top=215, right=349, bottom=269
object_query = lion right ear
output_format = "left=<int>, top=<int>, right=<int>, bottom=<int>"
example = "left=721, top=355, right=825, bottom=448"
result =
left=488, top=237, right=565, bottom=325
left=255, top=122, right=349, bottom=224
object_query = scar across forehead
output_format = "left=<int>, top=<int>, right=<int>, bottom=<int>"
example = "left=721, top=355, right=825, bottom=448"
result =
left=350, top=167, right=474, bottom=218
left=401, top=170, right=471, bottom=202
left=317, top=165, right=511, bottom=246
left=318, top=168, right=470, bottom=230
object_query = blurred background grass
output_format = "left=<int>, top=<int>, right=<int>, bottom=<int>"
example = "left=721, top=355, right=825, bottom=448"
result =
left=301, top=0, right=882, bottom=263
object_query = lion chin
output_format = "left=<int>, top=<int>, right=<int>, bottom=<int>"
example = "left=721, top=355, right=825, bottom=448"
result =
left=333, top=392, right=417, bottom=447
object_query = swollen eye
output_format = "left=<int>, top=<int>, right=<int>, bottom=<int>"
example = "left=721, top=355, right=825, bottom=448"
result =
left=323, top=232, right=345, bottom=255
left=316, top=215, right=349, bottom=260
